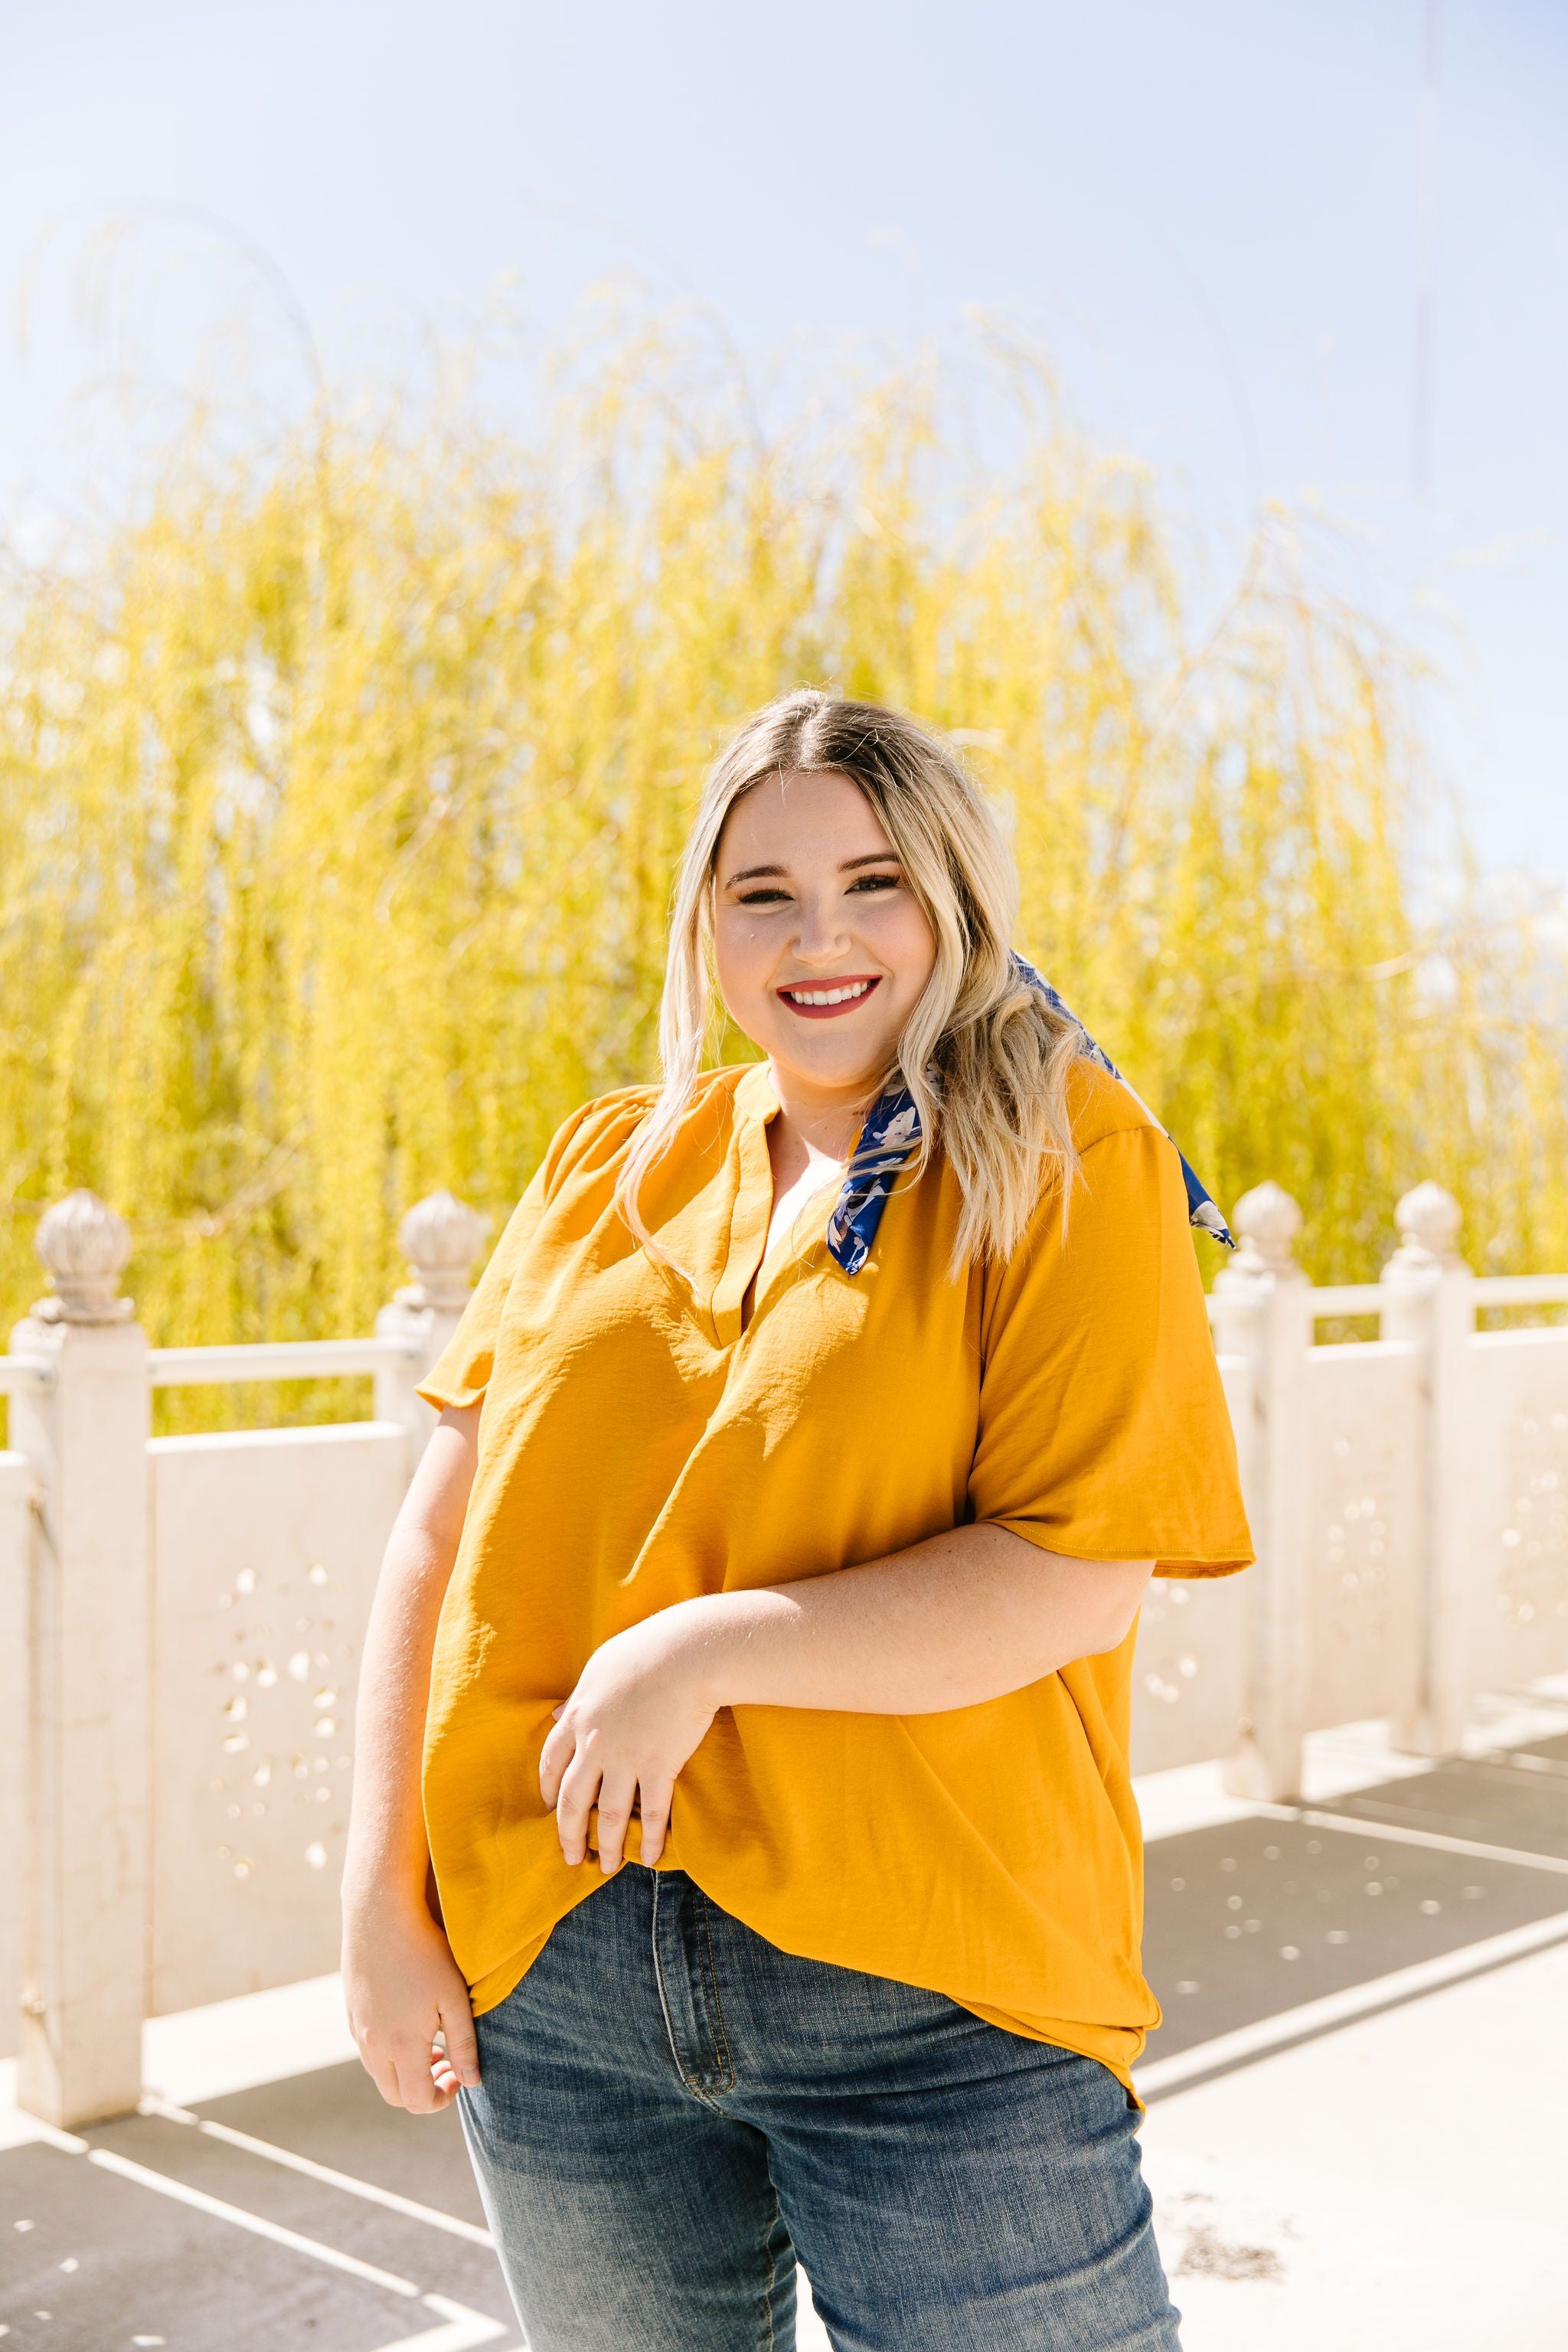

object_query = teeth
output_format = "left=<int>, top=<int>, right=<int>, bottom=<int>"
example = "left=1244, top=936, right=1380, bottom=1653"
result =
left=785, top=981, right=872, bottom=1007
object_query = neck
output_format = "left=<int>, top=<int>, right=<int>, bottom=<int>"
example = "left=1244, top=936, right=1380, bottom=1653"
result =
left=765, top=1060, right=889, bottom=1163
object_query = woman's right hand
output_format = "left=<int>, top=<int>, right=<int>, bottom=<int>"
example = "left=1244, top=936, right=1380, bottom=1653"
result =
left=342, top=1897, right=481, bottom=2113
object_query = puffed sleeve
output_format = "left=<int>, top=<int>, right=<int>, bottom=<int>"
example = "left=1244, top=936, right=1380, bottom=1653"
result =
left=966, top=1122, right=1254, bottom=1577
left=413, top=1095, right=616, bottom=1411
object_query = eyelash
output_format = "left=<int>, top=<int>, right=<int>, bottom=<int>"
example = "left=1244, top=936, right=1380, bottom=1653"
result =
left=736, top=874, right=901, bottom=906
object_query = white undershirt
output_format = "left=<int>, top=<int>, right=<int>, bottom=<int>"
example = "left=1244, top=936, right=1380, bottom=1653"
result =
left=744, top=1152, right=846, bottom=1323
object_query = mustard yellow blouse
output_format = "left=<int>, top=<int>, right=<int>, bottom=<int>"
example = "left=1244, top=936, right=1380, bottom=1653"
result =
left=416, top=1056, right=1253, bottom=2093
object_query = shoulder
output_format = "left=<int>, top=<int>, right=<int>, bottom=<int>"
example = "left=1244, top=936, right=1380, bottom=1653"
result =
left=535, top=1065, right=751, bottom=1201
left=978, top=1061, right=1181, bottom=1332
left=1014, top=1055, right=1179, bottom=1263
left=1062, top=1053, right=1165, bottom=1158
left=537, top=1083, right=655, bottom=1184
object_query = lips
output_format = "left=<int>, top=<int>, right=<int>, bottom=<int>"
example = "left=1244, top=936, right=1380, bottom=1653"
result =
left=776, top=976, right=882, bottom=1020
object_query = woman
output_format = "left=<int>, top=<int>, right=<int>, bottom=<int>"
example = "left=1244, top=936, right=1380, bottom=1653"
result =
left=342, top=690, right=1254, bottom=2351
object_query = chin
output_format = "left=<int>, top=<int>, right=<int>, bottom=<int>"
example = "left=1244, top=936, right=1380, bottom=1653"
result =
left=772, top=1039, right=899, bottom=1092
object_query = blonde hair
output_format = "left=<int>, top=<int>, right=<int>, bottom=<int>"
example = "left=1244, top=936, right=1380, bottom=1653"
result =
left=615, top=688, right=1086, bottom=1276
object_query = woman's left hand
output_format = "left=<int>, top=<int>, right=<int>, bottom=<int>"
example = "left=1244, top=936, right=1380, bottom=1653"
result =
left=540, top=1605, right=720, bottom=1873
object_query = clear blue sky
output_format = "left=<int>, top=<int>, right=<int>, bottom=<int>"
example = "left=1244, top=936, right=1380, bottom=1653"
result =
left=4, top=0, right=1565, bottom=879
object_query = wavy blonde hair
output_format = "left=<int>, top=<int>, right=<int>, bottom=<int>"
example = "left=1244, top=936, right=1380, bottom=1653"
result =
left=615, top=689, right=1088, bottom=1276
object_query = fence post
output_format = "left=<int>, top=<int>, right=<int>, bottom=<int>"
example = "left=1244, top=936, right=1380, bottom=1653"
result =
left=1213, top=1181, right=1314, bottom=1802
left=374, top=1191, right=491, bottom=1476
left=0, top=1429, right=37, bottom=2066
left=11, top=1191, right=152, bottom=2126
left=1379, top=1181, right=1476, bottom=1756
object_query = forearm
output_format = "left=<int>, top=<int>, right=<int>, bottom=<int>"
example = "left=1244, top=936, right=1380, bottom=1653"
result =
left=542, top=1521, right=1154, bottom=1874
left=340, top=1416, right=482, bottom=2111
left=343, top=1417, right=475, bottom=1919
left=676, top=1525, right=1152, bottom=1716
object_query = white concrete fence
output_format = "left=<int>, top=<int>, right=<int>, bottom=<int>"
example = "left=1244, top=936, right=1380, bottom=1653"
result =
left=3, top=1176, right=1566, bottom=2128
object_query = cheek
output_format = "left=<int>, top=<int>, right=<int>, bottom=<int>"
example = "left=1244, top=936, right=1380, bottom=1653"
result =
left=712, top=919, right=773, bottom=1014
left=884, top=902, right=939, bottom=998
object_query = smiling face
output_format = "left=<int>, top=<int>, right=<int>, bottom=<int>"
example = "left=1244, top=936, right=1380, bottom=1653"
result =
left=712, top=768, right=938, bottom=1119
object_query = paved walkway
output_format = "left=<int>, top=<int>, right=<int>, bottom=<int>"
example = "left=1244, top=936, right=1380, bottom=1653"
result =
left=5, top=1691, right=1566, bottom=2349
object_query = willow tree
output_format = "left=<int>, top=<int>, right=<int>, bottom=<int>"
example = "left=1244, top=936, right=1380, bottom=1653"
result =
left=2, top=342, right=1561, bottom=1429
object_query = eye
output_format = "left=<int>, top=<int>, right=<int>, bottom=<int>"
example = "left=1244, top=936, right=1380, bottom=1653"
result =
left=735, top=886, right=791, bottom=906
left=848, top=871, right=901, bottom=893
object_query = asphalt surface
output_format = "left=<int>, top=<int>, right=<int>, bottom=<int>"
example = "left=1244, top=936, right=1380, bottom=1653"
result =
left=1142, top=1777, right=1568, bottom=2058
left=5, top=1734, right=1566, bottom=2349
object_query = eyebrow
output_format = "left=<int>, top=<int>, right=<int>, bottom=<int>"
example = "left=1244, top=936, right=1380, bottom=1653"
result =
left=722, top=852, right=902, bottom=887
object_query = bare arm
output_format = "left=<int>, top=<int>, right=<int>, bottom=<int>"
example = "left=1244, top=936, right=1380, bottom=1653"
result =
left=679, top=1525, right=1152, bottom=1713
left=541, top=1527, right=1153, bottom=1874
left=341, top=1403, right=480, bottom=2112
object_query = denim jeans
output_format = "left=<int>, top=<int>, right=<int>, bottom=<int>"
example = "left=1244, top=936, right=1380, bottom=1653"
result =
left=459, top=1865, right=1181, bottom=2350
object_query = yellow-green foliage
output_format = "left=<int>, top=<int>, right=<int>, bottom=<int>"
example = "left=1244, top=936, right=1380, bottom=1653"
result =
left=2, top=346, right=1563, bottom=1429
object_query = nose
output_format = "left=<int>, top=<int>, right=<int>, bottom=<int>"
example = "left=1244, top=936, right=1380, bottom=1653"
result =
left=789, top=886, right=854, bottom=965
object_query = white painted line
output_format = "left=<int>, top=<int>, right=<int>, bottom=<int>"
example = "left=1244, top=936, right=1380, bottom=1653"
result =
left=367, top=2292, right=513, bottom=2350
left=26, top=2109, right=514, bottom=2342
left=85, top=2146, right=422, bottom=2297
left=1136, top=1906, right=1568, bottom=2096
left=5, top=2115, right=90, bottom=2155
left=142, top=2097, right=495, bottom=2246
left=1252, top=1800, right=1568, bottom=1876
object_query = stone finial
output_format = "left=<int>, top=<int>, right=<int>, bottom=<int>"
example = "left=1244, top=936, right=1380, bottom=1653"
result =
left=1387, top=1180, right=1465, bottom=1275
left=1221, top=1180, right=1305, bottom=1283
left=396, top=1190, right=491, bottom=1310
left=32, top=1189, right=134, bottom=1323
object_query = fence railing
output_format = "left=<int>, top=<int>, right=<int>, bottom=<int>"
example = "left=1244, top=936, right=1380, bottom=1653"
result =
left=4, top=1173, right=1566, bottom=2127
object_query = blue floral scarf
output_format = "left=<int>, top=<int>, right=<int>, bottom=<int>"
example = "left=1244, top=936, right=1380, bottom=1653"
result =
left=824, top=952, right=1236, bottom=1276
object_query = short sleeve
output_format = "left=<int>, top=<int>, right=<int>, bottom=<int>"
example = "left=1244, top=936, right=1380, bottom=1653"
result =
left=966, top=1124, right=1254, bottom=1578
left=413, top=1095, right=620, bottom=1412
left=413, top=1178, right=547, bottom=1412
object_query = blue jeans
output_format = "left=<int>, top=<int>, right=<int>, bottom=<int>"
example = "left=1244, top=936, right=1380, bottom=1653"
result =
left=458, top=1866, right=1180, bottom=2350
